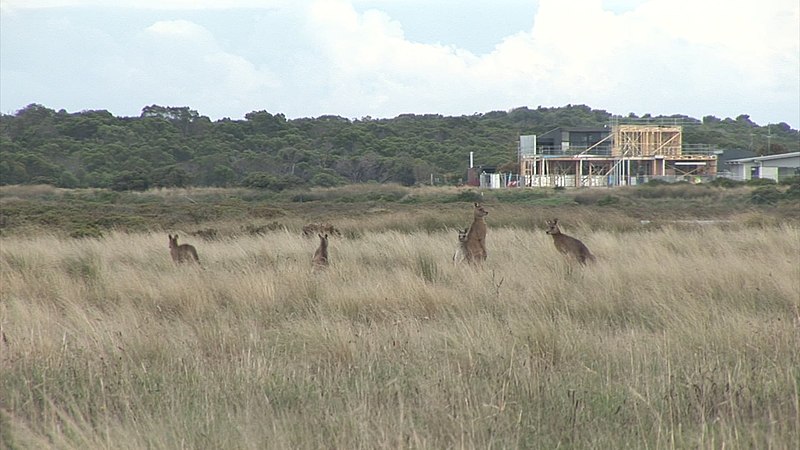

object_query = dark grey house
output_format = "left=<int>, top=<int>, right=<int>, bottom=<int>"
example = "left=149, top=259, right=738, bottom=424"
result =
left=536, top=127, right=612, bottom=155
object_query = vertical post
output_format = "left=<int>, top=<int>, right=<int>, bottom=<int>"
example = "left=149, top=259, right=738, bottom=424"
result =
left=626, top=159, right=631, bottom=185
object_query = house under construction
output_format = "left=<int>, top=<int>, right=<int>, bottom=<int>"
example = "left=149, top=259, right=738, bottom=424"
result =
left=518, top=118, right=718, bottom=187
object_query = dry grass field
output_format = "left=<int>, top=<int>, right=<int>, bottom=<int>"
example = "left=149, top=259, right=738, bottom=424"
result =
left=2, top=210, right=799, bottom=448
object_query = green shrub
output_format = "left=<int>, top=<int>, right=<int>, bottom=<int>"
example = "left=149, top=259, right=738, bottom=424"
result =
left=291, top=192, right=322, bottom=203
left=399, top=194, right=422, bottom=204
left=710, top=177, right=744, bottom=188
left=632, top=184, right=712, bottom=199
left=111, top=170, right=150, bottom=191
left=287, top=184, right=411, bottom=204
left=450, top=190, right=484, bottom=203
left=573, top=192, right=599, bottom=205
left=310, top=172, right=346, bottom=188
left=750, top=186, right=782, bottom=204
left=573, top=191, right=617, bottom=206
left=778, top=176, right=800, bottom=186
left=784, top=183, right=800, bottom=200
left=494, top=189, right=550, bottom=204
left=746, top=178, right=777, bottom=186
left=597, top=195, right=620, bottom=206
left=69, top=226, right=104, bottom=239
left=57, top=171, right=80, bottom=188
left=242, top=173, right=302, bottom=191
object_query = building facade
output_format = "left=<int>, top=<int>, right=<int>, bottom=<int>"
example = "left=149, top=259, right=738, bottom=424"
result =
left=519, top=120, right=718, bottom=188
left=725, top=152, right=800, bottom=182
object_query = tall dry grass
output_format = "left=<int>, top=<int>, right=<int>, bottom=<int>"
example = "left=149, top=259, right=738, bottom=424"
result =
left=1, top=224, right=799, bottom=449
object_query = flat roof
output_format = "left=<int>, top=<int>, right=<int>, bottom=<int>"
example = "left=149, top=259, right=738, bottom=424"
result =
left=727, top=151, right=800, bottom=163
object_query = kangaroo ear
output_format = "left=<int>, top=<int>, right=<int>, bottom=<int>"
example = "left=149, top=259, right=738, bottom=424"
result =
left=473, top=202, right=479, bottom=207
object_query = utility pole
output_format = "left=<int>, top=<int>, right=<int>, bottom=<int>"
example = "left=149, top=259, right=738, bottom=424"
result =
left=767, top=125, right=771, bottom=154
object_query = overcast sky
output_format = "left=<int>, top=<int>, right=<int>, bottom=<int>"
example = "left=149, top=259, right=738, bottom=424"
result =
left=1, top=0, right=798, bottom=128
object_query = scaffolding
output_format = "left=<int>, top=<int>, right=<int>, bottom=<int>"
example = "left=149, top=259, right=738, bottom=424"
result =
left=519, top=121, right=718, bottom=188
left=613, top=125, right=681, bottom=157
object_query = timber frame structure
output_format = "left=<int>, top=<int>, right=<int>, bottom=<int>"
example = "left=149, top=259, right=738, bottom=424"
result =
left=519, top=119, right=718, bottom=188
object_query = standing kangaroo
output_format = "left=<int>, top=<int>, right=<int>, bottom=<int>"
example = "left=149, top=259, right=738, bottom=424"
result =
left=168, top=234, right=200, bottom=265
left=452, top=228, right=469, bottom=264
left=464, top=203, right=489, bottom=263
left=545, top=219, right=595, bottom=265
left=312, top=233, right=329, bottom=270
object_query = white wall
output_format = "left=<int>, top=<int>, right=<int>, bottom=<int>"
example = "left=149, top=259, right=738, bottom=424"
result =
left=729, top=163, right=752, bottom=180
left=762, top=155, right=800, bottom=169
left=761, top=166, right=779, bottom=181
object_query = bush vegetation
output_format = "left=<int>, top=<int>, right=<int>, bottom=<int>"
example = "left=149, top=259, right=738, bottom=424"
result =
left=2, top=104, right=797, bottom=191
left=2, top=183, right=799, bottom=239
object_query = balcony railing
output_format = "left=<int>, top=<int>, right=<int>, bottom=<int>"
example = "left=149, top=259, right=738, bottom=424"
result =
left=520, top=144, right=718, bottom=158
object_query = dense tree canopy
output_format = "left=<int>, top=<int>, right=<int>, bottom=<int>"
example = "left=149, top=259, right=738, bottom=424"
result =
left=1, top=103, right=797, bottom=190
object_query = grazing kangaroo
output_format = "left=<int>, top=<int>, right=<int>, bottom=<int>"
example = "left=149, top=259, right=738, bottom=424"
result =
left=452, top=228, right=469, bottom=264
left=464, top=203, right=489, bottom=263
left=545, top=219, right=595, bottom=265
left=303, top=222, right=341, bottom=238
left=312, top=233, right=329, bottom=270
left=168, top=234, right=200, bottom=265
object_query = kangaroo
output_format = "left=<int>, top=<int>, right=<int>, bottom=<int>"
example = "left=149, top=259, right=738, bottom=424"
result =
left=464, top=203, right=489, bottom=263
left=303, top=222, right=341, bottom=238
left=452, top=228, right=469, bottom=264
left=168, top=234, right=200, bottom=265
left=545, top=219, right=595, bottom=265
left=312, top=233, right=329, bottom=270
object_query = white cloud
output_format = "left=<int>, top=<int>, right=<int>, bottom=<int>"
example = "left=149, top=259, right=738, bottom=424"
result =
left=0, top=0, right=290, bottom=10
left=1, top=0, right=797, bottom=126
left=130, top=20, right=280, bottom=114
left=144, top=19, right=215, bottom=42
left=305, top=0, right=799, bottom=124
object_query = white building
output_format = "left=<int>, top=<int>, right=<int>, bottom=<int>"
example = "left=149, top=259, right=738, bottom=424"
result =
left=726, top=152, right=800, bottom=182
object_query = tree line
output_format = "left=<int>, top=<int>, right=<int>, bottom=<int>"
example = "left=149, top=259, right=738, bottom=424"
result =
left=1, top=103, right=797, bottom=191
